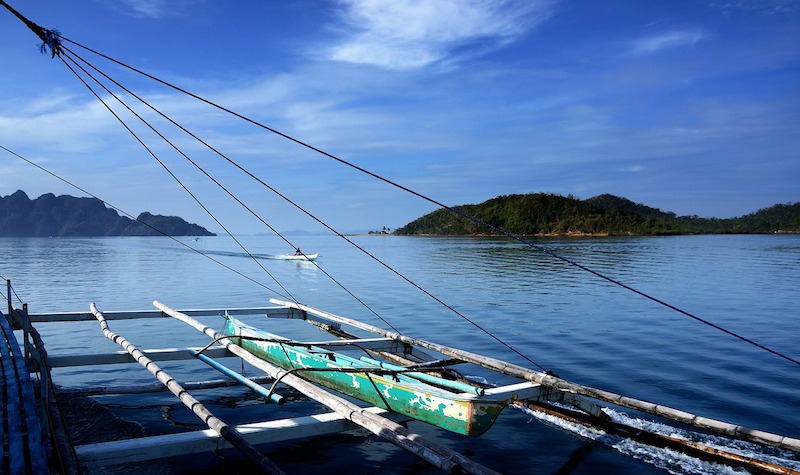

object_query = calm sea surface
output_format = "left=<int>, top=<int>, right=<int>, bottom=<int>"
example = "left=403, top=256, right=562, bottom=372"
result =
left=2, top=234, right=799, bottom=474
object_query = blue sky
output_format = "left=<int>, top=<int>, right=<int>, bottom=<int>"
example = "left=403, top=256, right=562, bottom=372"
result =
left=1, top=0, right=798, bottom=234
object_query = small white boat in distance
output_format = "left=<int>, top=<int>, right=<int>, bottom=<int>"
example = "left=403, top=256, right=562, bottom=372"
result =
left=277, top=253, right=318, bottom=261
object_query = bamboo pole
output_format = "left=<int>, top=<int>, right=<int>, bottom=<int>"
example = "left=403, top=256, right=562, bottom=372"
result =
left=270, top=298, right=800, bottom=453
left=515, top=401, right=799, bottom=475
left=154, top=300, right=500, bottom=475
left=358, top=355, right=484, bottom=396
left=191, top=350, right=285, bottom=405
left=90, top=303, right=285, bottom=475
left=56, top=375, right=275, bottom=397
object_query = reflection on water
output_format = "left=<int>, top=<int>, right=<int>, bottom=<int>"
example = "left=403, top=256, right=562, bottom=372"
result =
left=2, top=234, right=799, bottom=474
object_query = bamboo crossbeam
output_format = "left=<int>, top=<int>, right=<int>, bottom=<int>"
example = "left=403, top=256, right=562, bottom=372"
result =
left=28, top=306, right=284, bottom=323
left=56, top=375, right=275, bottom=397
left=154, top=300, right=501, bottom=475
left=75, top=407, right=408, bottom=469
left=516, top=401, right=800, bottom=475
left=90, top=303, right=285, bottom=475
left=46, top=346, right=232, bottom=367
left=270, top=298, right=800, bottom=453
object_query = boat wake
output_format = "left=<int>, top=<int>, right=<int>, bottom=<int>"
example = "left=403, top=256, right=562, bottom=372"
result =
left=513, top=404, right=800, bottom=474
left=188, top=248, right=280, bottom=260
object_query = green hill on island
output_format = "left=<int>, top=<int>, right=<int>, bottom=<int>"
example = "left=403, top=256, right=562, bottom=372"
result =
left=394, top=193, right=800, bottom=236
left=0, top=190, right=215, bottom=237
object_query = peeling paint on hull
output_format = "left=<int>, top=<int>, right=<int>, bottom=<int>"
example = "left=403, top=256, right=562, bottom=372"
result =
left=224, top=317, right=514, bottom=436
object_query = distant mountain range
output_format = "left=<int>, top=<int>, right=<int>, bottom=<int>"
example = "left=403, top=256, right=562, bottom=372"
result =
left=394, top=193, right=800, bottom=236
left=0, top=190, right=215, bottom=237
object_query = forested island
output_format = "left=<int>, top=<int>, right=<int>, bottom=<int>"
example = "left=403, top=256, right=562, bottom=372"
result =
left=394, top=193, right=800, bottom=236
left=0, top=190, right=215, bottom=237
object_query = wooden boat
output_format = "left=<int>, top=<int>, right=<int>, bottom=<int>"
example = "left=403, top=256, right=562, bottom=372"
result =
left=2, top=7, right=797, bottom=471
left=205, top=298, right=800, bottom=474
left=222, top=312, right=542, bottom=436
left=276, top=253, right=318, bottom=261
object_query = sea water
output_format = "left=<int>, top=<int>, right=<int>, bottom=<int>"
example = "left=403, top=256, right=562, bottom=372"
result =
left=2, top=234, right=799, bottom=474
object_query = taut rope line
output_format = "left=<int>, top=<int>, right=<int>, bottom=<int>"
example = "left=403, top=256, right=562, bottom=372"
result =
left=1, top=4, right=796, bottom=368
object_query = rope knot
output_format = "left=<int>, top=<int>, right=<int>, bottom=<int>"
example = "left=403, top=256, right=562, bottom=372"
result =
left=38, top=28, right=63, bottom=58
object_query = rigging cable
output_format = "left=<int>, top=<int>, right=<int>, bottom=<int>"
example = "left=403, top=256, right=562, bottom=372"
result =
left=0, top=144, right=290, bottom=300
left=59, top=44, right=403, bottom=335
left=2, top=5, right=796, bottom=368
left=54, top=49, right=301, bottom=307
left=58, top=34, right=800, bottom=369
left=0, top=275, right=25, bottom=307
left=55, top=39, right=546, bottom=371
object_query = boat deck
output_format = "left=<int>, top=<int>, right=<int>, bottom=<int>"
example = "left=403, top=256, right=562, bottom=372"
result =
left=3, top=294, right=799, bottom=474
left=0, top=304, right=431, bottom=474
left=1, top=307, right=48, bottom=474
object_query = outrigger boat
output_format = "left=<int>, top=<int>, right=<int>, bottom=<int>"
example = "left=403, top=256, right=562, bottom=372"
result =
left=174, top=297, right=800, bottom=474
left=2, top=4, right=798, bottom=472
left=222, top=312, right=541, bottom=436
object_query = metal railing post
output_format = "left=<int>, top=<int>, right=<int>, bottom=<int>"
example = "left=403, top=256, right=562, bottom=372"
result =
left=6, top=279, right=10, bottom=318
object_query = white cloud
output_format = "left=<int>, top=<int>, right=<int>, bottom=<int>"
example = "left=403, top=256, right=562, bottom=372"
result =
left=327, top=0, right=556, bottom=70
left=631, top=28, right=706, bottom=54
left=620, top=165, right=645, bottom=173
left=97, top=0, right=202, bottom=19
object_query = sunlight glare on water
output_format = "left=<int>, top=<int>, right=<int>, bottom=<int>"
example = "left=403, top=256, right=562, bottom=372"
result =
left=2, top=233, right=799, bottom=474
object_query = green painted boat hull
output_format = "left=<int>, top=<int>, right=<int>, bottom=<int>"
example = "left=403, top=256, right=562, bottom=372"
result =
left=223, top=316, right=513, bottom=436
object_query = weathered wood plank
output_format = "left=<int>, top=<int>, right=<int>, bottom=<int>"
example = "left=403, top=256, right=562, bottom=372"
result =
left=1, top=315, right=26, bottom=475
left=1, top=321, right=8, bottom=473
left=1, top=310, right=48, bottom=474
left=5, top=318, right=48, bottom=474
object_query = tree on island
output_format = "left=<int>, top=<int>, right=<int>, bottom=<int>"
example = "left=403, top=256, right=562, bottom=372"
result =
left=393, top=193, right=800, bottom=236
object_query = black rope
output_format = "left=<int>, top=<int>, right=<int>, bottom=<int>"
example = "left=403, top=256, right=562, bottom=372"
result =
left=0, top=1, right=62, bottom=57
left=55, top=49, right=300, bottom=306
left=0, top=274, right=25, bottom=306
left=58, top=39, right=800, bottom=369
left=0, top=144, right=290, bottom=299
left=59, top=43, right=402, bottom=335
left=2, top=9, right=796, bottom=368
left=55, top=38, right=548, bottom=369
left=11, top=11, right=544, bottom=367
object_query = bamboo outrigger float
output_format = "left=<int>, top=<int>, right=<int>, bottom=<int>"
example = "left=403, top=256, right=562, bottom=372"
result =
left=160, top=298, right=800, bottom=474
left=3, top=284, right=800, bottom=473
left=1, top=3, right=798, bottom=472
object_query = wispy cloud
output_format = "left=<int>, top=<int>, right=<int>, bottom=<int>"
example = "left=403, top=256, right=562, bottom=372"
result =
left=96, top=0, right=202, bottom=19
left=709, top=1, right=799, bottom=15
left=327, top=0, right=556, bottom=70
left=631, top=28, right=706, bottom=54
left=620, top=165, right=645, bottom=173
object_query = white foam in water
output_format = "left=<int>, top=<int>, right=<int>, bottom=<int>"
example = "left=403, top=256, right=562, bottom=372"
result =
left=512, top=404, right=800, bottom=474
